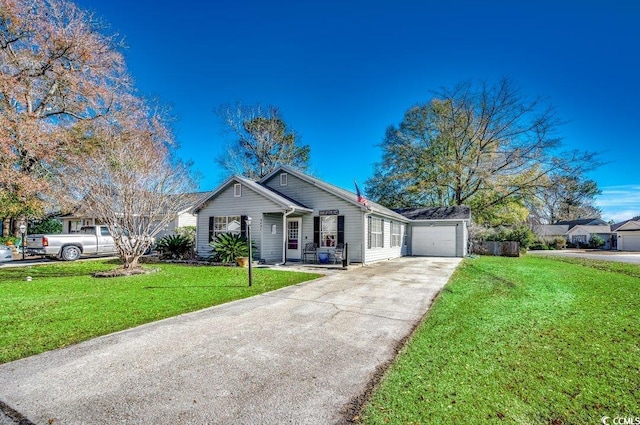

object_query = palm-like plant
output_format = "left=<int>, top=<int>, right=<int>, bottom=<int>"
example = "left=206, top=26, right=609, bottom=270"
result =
left=210, top=233, right=251, bottom=263
left=156, top=234, right=194, bottom=260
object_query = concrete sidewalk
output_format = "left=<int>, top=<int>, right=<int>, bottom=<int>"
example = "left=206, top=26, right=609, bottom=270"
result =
left=0, top=257, right=460, bottom=425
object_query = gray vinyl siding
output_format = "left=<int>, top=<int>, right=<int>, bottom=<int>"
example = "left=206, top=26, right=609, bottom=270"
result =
left=406, top=220, right=468, bottom=258
left=263, top=172, right=365, bottom=263
left=364, top=215, right=405, bottom=263
left=195, top=182, right=284, bottom=260
left=261, top=213, right=284, bottom=263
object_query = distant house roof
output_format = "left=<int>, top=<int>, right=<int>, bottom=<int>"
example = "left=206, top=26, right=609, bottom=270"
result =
left=611, top=216, right=640, bottom=231
left=393, top=206, right=471, bottom=221
left=553, top=218, right=608, bottom=229
left=566, top=224, right=612, bottom=235
left=533, top=224, right=570, bottom=237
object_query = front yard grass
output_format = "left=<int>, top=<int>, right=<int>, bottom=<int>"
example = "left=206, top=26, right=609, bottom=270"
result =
left=0, top=260, right=321, bottom=364
left=360, top=255, right=640, bottom=424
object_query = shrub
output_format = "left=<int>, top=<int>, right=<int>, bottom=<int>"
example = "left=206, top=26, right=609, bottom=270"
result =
left=28, top=218, right=62, bottom=235
left=589, top=234, right=605, bottom=248
left=552, top=237, right=567, bottom=250
left=174, top=226, right=195, bottom=245
left=0, top=236, right=20, bottom=246
left=484, top=225, right=536, bottom=249
left=156, top=234, right=194, bottom=260
left=529, top=239, right=549, bottom=250
left=210, top=233, right=250, bottom=263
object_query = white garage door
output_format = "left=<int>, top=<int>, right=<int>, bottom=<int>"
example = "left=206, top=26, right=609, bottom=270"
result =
left=412, top=226, right=457, bottom=257
left=621, top=235, right=640, bottom=251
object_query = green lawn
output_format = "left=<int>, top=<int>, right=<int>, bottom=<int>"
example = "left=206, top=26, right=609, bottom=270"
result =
left=360, top=255, right=640, bottom=424
left=0, top=260, right=321, bottom=364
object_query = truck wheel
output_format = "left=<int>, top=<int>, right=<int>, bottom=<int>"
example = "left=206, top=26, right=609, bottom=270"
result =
left=61, top=246, right=81, bottom=261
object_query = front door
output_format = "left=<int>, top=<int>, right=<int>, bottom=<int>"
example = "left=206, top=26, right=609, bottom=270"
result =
left=286, top=218, right=302, bottom=260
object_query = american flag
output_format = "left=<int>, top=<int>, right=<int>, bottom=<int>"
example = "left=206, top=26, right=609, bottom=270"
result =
left=354, top=180, right=368, bottom=206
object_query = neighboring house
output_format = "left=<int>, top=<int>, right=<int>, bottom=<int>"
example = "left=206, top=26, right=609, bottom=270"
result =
left=153, top=192, right=213, bottom=239
left=193, top=166, right=470, bottom=264
left=612, top=216, right=640, bottom=251
left=56, top=191, right=211, bottom=237
left=532, top=218, right=612, bottom=248
left=532, top=224, right=570, bottom=242
left=57, top=211, right=105, bottom=234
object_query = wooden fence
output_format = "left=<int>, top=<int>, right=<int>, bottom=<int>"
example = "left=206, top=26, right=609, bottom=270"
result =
left=472, top=241, right=520, bottom=257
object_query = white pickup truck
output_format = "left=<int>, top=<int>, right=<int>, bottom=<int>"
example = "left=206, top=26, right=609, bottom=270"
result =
left=26, top=225, right=118, bottom=261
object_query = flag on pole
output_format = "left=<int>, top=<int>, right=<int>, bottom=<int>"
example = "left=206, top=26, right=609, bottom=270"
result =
left=354, top=180, right=368, bottom=206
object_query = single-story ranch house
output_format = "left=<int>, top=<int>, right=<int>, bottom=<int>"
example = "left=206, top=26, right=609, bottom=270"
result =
left=612, top=216, right=640, bottom=251
left=533, top=218, right=613, bottom=249
left=193, top=166, right=470, bottom=264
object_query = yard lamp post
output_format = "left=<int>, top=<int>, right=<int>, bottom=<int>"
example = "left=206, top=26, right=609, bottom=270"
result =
left=19, top=223, right=26, bottom=261
left=246, top=216, right=253, bottom=287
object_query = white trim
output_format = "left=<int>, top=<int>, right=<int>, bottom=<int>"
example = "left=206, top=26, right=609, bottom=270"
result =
left=233, top=183, right=241, bottom=197
left=280, top=173, right=288, bottom=186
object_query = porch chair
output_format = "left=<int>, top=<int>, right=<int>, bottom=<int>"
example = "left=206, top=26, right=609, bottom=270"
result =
left=332, top=243, right=344, bottom=264
left=303, top=242, right=318, bottom=263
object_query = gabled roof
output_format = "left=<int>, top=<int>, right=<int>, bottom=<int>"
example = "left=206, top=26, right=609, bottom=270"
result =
left=554, top=218, right=608, bottom=229
left=611, top=216, right=640, bottom=231
left=193, top=175, right=312, bottom=213
left=259, top=166, right=410, bottom=222
left=393, top=206, right=471, bottom=221
left=533, top=224, right=570, bottom=237
left=566, top=224, right=612, bottom=235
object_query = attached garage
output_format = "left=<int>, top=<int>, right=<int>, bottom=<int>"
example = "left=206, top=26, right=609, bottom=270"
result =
left=411, top=226, right=457, bottom=257
left=619, top=234, right=640, bottom=251
left=394, top=206, right=471, bottom=258
left=614, top=219, right=640, bottom=252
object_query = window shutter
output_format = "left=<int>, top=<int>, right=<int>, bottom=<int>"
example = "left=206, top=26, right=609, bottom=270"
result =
left=381, top=219, right=385, bottom=247
left=313, top=216, right=320, bottom=245
left=208, top=216, right=215, bottom=242
left=337, top=216, right=345, bottom=244
left=241, top=215, right=247, bottom=238
left=367, top=216, right=371, bottom=249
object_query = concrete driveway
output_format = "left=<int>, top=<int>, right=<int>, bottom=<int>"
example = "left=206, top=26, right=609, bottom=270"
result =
left=0, top=256, right=461, bottom=425
left=528, top=249, right=640, bottom=264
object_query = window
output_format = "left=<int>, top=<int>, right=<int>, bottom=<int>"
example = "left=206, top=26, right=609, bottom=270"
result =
left=320, top=215, right=337, bottom=247
left=314, top=215, right=344, bottom=247
left=280, top=173, right=288, bottom=186
left=209, top=215, right=241, bottom=241
left=69, top=220, right=82, bottom=233
left=234, top=183, right=241, bottom=197
left=391, top=222, right=401, bottom=247
left=369, top=217, right=383, bottom=248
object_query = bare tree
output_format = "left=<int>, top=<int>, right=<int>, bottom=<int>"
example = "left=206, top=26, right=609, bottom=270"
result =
left=54, top=99, right=196, bottom=269
left=0, top=0, right=129, bottom=216
left=366, top=78, right=600, bottom=225
left=527, top=174, right=602, bottom=224
left=216, top=103, right=310, bottom=179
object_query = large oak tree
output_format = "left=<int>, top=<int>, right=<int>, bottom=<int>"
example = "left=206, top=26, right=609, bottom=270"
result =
left=366, top=78, right=600, bottom=224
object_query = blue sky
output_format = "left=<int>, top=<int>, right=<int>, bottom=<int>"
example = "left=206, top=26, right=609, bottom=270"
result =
left=76, top=0, right=639, bottom=223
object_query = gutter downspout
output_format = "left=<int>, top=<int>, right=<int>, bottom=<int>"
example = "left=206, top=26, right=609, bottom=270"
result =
left=281, top=208, right=295, bottom=265
left=362, top=210, right=367, bottom=266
